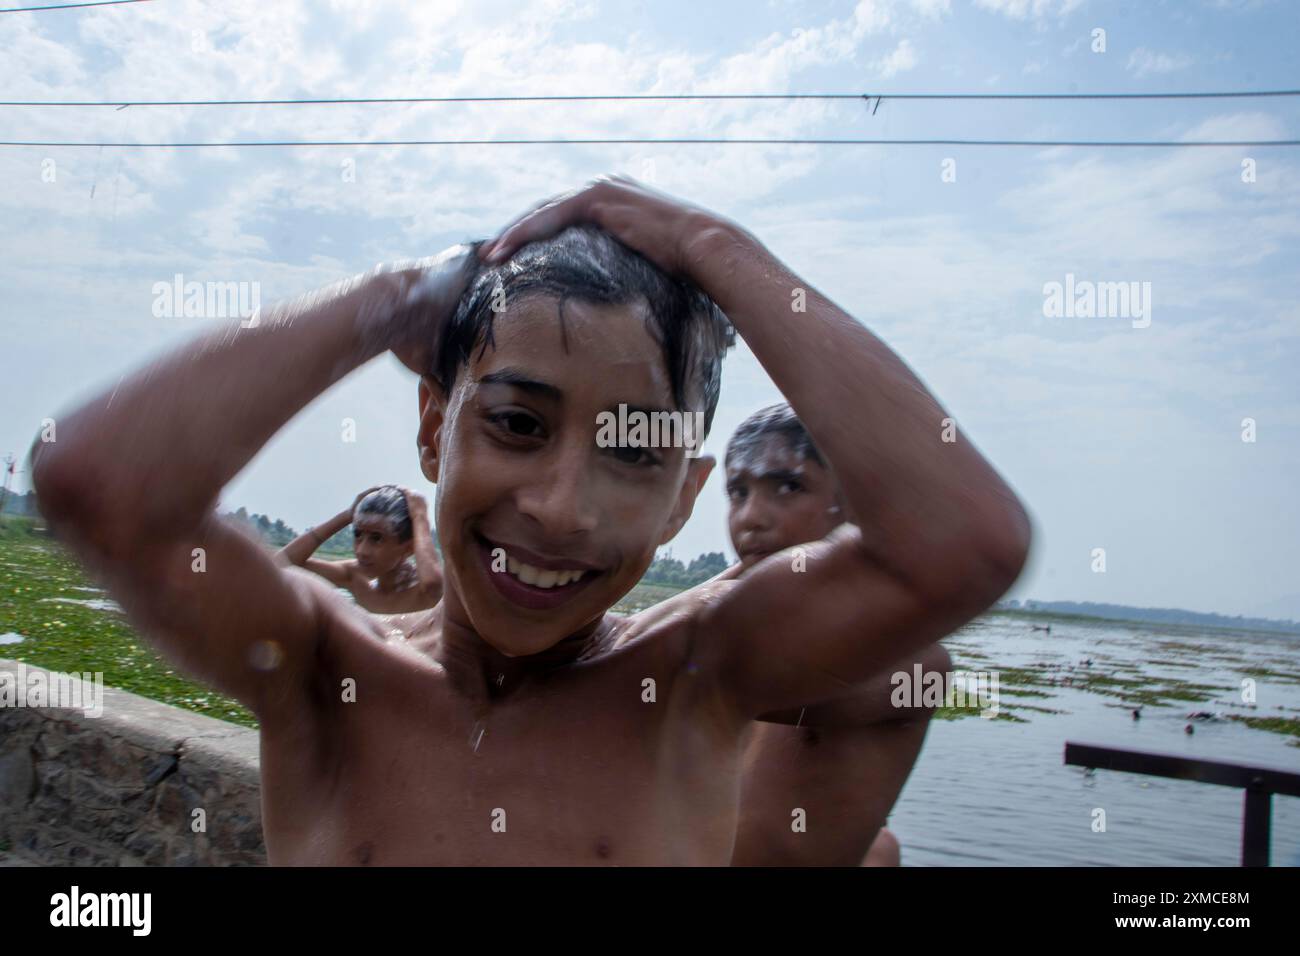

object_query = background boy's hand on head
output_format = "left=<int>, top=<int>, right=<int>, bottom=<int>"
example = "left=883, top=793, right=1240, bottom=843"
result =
left=397, top=486, right=428, bottom=514
left=352, top=485, right=384, bottom=515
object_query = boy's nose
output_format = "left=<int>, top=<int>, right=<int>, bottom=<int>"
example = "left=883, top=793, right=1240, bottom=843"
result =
left=734, top=495, right=772, bottom=534
left=515, top=448, right=601, bottom=538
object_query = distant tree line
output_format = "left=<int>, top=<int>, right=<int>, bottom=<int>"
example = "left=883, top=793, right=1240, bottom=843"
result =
left=225, top=506, right=298, bottom=548
left=641, top=551, right=731, bottom=588
left=223, top=506, right=358, bottom=554
left=997, top=598, right=1300, bottom=634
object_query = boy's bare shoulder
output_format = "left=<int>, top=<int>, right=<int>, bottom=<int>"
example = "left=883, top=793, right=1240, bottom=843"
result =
left=282, top=567, right=433, bottom=672
left=609, top=579, right=739, bottom=655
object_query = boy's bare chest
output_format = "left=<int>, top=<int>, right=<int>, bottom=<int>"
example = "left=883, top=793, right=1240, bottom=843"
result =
left=349, top=577, right=428, bottom=615
left=259, top=651, right=738, bottom=866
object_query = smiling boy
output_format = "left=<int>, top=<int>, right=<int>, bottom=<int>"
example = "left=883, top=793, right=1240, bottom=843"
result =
left=30, top=175, right=1029, bottom=865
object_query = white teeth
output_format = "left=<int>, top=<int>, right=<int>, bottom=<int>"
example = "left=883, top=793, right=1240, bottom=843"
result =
left=498, top=549, right=588, bottom=589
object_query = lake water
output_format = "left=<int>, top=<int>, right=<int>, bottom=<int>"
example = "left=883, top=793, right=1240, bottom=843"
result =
left=891, top=615, right=1300, bottom=866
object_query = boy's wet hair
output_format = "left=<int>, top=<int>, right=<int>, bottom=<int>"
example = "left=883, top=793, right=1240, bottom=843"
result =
left=353, top=485, right=412, bottom=542
left=725, top=402, right=825, bottom=471
left=433, top=225, right=736, bottom=436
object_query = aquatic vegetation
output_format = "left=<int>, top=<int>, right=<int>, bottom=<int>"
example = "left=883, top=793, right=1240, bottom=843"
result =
left=1240, top=666, right=1300, bottom=685
left=934, top=705, right=1026, bottom=723
left=1001, top=687, right=1054, bottom=699
left=1227, top=715, right=1300, bottom=741
left=1001, top=702, right=1067, bottom=716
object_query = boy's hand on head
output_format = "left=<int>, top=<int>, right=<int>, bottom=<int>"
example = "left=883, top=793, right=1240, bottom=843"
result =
left=351, top=485, right=383, bottom=514
left=381, top=243, right=484, bottom=376
left=481, top=174, right=734, bottom=281
left=397, top=486, right=428, bottom=515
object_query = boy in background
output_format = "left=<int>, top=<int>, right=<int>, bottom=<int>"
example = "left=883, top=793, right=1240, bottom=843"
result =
left=276, top=484, right=443, bottom=616
left=724, top=403, right=949, bottom=866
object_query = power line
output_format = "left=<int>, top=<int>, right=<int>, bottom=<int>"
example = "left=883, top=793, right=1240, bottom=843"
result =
left=2, top=89, right=1299, bottom=107
left=1, top=137, right=1296, bottom=148
left=0, top=0, right=152, bottom=12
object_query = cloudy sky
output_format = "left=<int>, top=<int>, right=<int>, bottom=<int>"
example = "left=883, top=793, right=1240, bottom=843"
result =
left=2, top=0, right=1297, bottom=619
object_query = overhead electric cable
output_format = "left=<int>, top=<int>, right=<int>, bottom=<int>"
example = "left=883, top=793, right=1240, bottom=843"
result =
left=0, top=0, right=152, bottom=13
left=3, top=89, right=1298, bottom=107
left=1, top=137, right=1295, bottom=148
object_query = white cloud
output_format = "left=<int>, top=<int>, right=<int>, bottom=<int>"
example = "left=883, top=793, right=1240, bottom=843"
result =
left=1127, top=47, right=1194, bottom=77
left=973, top=0, right=1084, bottom=20
left=871, top=38, right=919, bottom=77
left=904, top=0, right=951, bottom=17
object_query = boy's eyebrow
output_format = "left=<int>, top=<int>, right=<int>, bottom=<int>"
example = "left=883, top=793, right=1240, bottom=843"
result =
left=477, top=370, right=675, bottom=418
left=759, top=468, right=806, bottom=484
left=477, top=368, right=563, bottom=401
left=729, top=467, right=806, bottom=486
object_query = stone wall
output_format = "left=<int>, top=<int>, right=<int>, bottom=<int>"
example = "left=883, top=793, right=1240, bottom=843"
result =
left=0, top=659, right=266, bottom=866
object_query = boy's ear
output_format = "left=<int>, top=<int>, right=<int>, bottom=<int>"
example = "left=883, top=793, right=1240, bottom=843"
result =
left=416, top=375, right=448, bottom=484
left=658, top=454, right=716, bottom=547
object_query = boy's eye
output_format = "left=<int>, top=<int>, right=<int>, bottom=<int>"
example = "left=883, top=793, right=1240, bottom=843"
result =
left=727, top=485, right=747, bottom=502
left=609, top=445, right=662, bottom=467
left=488, top=410, right=545, bottom=440
left=776, top=480, right=803, bottom=495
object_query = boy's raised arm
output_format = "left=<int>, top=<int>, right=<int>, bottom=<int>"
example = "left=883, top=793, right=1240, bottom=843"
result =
left=687, top=221, right=1030, bottom=717
left=28, top=246, right=480, bottom=716
left=483, top=177, right=1030, bottom=719
left=399, top=488, right=444, bottom=599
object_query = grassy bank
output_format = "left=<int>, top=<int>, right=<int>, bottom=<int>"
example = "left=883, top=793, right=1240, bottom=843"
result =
left=1, top=515, right=256, bottom=727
